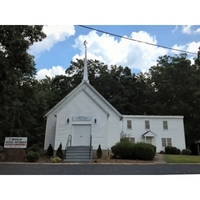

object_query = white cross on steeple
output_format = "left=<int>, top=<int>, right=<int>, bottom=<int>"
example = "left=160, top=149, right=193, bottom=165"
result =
left=83, top=40, right=89, bottom=83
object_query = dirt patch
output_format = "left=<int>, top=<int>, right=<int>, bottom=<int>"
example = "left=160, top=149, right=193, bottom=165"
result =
left=0, top=152, right=166, bottom=164
left=92, top=158, right=154, bottom=164
left=92, top=154, right=165, bottom=164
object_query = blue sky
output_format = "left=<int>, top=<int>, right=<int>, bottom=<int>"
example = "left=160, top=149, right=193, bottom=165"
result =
left=28, top=25, right=200, bottom=79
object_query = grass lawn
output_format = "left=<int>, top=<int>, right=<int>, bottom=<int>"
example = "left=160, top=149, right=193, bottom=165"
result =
left=164, top=154, right=200, bottom=163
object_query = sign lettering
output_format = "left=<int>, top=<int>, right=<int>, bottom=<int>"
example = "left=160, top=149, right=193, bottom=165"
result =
left=4, top=137, right=28, bottom=148
left=72, top=116, right=91, bottom=121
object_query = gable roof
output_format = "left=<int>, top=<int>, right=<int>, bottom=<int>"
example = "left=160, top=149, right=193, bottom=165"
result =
left=142, top=130, right=157, bottom=137
left=44, top=81, right=122, bottom=118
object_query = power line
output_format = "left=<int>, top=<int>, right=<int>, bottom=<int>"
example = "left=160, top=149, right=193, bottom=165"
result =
left=78, top=25, right=197, bottom=55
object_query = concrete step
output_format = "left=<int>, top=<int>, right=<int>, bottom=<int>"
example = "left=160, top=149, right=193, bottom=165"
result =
left=63, top=158, right=92, bottom=163
left=64, top=146, right=92, bottom=163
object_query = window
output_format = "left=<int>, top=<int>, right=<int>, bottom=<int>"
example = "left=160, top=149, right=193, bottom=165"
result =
left=167, top=138, right=172, bottom=146
left=127, top=120, right=132, bottom=129
left=145, top=120, right=150, bottom=129
left=162, top=138, right=166, bottom=147
left=162, top=138, right=172, bottom=147
left=128, top=137, right=135, bottom=144
left=163, top=121, right=168, bottom=130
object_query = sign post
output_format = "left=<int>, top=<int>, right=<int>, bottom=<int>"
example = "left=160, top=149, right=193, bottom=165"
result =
left=4, top=137, right=28, bottom=162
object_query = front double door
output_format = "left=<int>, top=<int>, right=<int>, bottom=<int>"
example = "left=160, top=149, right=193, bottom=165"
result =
left=72, top=124, right=91, bottom=146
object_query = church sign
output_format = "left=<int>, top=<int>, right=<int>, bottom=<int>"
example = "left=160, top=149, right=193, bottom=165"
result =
left=72, top=116, right=91, bottom=121
left=4, top=137, right=28, bottom=148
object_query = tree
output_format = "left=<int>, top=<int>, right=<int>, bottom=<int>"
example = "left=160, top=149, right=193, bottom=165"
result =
left=147, top=53, right=200, bottom=149
left=0, top=25, right=46, bottom=145
left=56, top=143, right=63, bottom=159
left=97, top=144, right=102, bottom=158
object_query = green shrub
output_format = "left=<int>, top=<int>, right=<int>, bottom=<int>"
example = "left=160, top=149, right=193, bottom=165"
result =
left=28, top=144, right=40, bottom=153
left=176, top=148, right=181, bottom=155
left=120, top=138, right=129, bottom=142
left=111, top=140, right=135, bottom=159
left=133, top=142, right=155, bottom=160
left=182, top=149, right=192, bottom=155
left=26, top=151, right=40, bottom=162
left=152, top=145, right=157, bottom=155
left=165, top=146, right=181, bottom=155
left=97, top=144, right=102, bottom=158
left=56, top=143, right=63, bottom=159
left=51, top=156, right=62, bottom=163
left=47, top=144, right=54, bottom=156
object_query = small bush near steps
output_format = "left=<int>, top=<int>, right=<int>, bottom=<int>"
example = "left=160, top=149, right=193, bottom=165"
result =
left=51, top=156, right=62, bottom=163
left=26, top=151, right=40, bottom=162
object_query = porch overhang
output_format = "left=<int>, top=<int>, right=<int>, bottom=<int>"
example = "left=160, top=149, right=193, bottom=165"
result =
left=142, top=130, right=157, bottom=138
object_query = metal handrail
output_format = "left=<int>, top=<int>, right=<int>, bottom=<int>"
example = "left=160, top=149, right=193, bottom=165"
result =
left=65, top=134, right=72, bottom=151
left=89, top=134, right=92, bottom=160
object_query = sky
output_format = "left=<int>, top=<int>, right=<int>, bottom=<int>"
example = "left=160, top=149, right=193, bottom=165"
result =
left=27, top=25, right=200, bottom=80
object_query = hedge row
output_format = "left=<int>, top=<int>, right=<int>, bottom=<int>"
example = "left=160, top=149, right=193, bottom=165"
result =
left=111, top=140, right=156, bottom=161
left=165, top=146, right=181, bottom=155
left=164, top=146, right=191, bottom=155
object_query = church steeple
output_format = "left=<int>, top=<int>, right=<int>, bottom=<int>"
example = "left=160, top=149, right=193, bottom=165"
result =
left=83, top=40, right=89, bottom=83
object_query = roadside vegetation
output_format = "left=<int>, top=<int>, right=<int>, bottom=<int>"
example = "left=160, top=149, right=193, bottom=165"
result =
left=164, top=154, right=200, bottom=163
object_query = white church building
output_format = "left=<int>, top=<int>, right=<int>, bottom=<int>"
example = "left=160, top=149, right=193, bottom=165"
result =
left=44, top=41, right=186, bottom=162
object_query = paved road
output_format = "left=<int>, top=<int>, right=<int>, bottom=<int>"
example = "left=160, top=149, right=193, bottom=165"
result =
left=1, top=163, right=200, bottom=175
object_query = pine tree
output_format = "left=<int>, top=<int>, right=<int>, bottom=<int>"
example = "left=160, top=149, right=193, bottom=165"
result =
left=47, top=144, right=54, bottom=156
left=97, top=144, right=102, bottom=158
left=56, top=143, right=63, bottom=159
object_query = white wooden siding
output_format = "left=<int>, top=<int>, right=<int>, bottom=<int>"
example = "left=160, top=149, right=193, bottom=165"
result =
left=83, top=85, right=121, bottom=149
left=106, top=114, right=122, bottom=149
left=122, top=116, right=186, bottom=152
left=44, top=113, right=56, bottom=150
left=54, top=90, right=110, bottom=150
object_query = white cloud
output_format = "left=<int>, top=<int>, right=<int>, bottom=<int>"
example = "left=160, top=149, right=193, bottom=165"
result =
left=182, top=25, right=193, bottom=34
left=172, top=42, right=200, bottom=64
left=28, top=25, right=75, bottom=58
left=172, top=42, right=200, bottom=54
left=172, top=25, right=178, bottom=33
left=194, top=28, right=200, bottom=34
left=72, top=30, right=168, bottom=72
left=182, top=25, right=200, bottom=35
left=36, top=65, right=66, bottom=80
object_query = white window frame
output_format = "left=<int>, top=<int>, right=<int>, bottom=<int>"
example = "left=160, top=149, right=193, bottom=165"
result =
left=163, top=121, right=168, bottom=130
left=145, top=120, right=150, bottom=129
left=127, top=120, right=132, bottom=129
left=162, top=138, right=172, bottom=147
left=128, top=137, right=135, bottom=144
